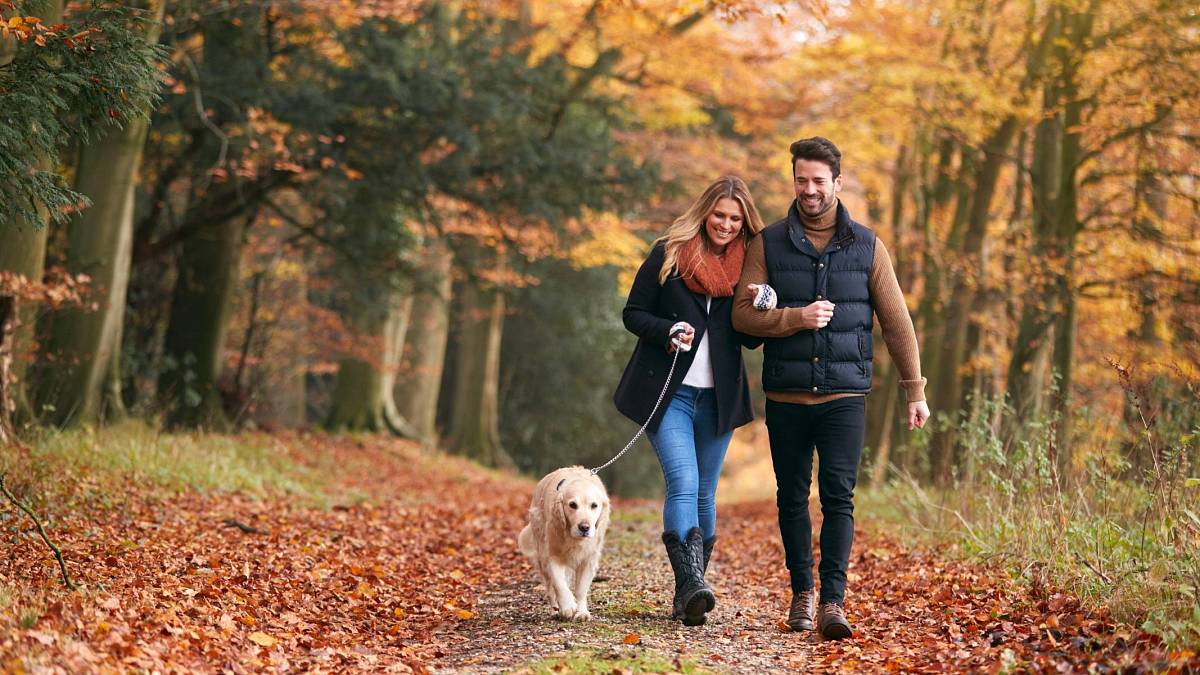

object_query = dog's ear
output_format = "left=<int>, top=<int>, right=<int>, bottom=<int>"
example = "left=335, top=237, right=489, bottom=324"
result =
left=597, top=494, right=611, bottom=534
left=555, top=488, right=571, bottom=532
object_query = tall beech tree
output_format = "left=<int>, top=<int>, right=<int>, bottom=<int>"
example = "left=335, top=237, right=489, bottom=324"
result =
left=37, top=0, right=167, bottom=427
left=0, top=0, right=160, bottom=430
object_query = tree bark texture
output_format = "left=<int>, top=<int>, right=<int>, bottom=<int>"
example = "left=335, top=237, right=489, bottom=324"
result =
left=1006, top=3, right=1094, bottom=465
left=37, top=0, right=165, bottom=427
left=325, top=292, right=418, bottom=437
left=158, top=214, right=248, bottom=429
left=395, top=241, right=452, bottom=441
left=444, top=279, right=512, bottom=468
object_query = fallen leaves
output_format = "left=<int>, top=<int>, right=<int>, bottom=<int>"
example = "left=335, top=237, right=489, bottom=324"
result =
left=0, top=434, right=525, bottom=672
left=247, top=632, right=277, bottom=648
left=3, top=433, right=1198, bottom=672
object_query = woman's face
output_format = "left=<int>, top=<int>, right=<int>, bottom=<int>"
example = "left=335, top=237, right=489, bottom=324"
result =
left=704, top=197, right=744, bottom=252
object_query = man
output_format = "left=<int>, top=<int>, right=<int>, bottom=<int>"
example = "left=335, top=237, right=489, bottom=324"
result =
left=732, top=137, right=930, bottom=640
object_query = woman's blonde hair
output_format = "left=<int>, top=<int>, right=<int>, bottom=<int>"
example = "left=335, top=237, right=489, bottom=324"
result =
left=655, top=175, right=765, bottom=284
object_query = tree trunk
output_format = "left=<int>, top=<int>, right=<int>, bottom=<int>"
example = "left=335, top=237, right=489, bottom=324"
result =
left=38, top=109, right=153, bottom=426
left=1007, top=94, right=1064, bottom=422
left=865, top=142, right=909, bottom=485
left=251, top=248, right=307, bottom=429
left=1132, top=130, right=1168, bottom=347
left=928, top=117, right=1022, bottom=484
left=0, top=223, right=47, bottom=428
left=37, top=0, right=164, bottom=427
left=1006, top=2, right=1094, bottom=459
left=867, top=357, right=900, bottom=486
left=325, top=292, right=418, bottom=436
left=1046, top=31, right=1088, bottom=475
left=444, top=279, right=513, bottom=468
left=0, top=297, right=16, bottom=446
left=157, top=214, right=249, bottom=429
left=1051, top=289, right=1076, bottom=477
left=913, top=144, right=960, bottom=435
left=396, top=241, right=452, bottom=441
left=0, top=0, right=65, bottom=430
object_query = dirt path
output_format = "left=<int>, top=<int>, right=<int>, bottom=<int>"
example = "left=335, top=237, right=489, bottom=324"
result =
left=3, top=435, right=1195, bottom=673
left=438, top=504, right=793, bottom=674
left=436, top=493, right=1195, bottom=674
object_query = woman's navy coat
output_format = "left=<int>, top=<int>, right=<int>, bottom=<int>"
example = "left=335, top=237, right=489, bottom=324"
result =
left=613, top=242, right=760, bottom=435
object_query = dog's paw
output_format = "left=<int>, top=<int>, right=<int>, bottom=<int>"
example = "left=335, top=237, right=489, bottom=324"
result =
left=556, top=601, right=578, bottom=620
left=570, top=606, right=591, bottom=621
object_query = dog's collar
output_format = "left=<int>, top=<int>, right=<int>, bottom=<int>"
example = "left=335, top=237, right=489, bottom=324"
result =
left=555, top=478, right=567, bottom=492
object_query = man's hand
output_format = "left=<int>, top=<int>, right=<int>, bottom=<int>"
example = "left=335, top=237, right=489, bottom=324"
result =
left=908, top=400, right=930, bottom=430
left=799, top=300, right=835, bottom=330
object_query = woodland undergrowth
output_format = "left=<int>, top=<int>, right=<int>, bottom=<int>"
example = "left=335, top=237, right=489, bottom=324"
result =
left=861, top=370, right=1200, bottom=649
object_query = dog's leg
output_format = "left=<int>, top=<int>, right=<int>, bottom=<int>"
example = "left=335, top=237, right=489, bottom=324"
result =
left=535, top=559, right=559, bottom=611
left=547, top=561, right=577, bottom=619
left=570, top=558, right=598, bottom=620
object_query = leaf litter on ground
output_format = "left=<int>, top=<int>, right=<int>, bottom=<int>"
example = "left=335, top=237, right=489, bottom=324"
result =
left=0, top=433, right=1196, bottom=673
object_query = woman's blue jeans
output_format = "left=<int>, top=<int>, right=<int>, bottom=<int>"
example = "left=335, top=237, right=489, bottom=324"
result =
left=649, top=385, right=733, bottom=541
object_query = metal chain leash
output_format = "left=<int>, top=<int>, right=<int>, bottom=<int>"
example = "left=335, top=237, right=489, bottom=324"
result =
left=590, top=332, right=687, bottom=475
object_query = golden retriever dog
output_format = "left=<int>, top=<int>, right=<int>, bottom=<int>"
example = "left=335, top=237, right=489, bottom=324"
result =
left=518, top=466, right=611, bottom=620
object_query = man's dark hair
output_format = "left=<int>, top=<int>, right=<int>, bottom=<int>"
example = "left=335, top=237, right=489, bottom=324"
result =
left=790, top=137, right=841, bottom=178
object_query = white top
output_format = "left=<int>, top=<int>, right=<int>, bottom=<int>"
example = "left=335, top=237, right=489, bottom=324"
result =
left=682, top=296, right=715, bottom=388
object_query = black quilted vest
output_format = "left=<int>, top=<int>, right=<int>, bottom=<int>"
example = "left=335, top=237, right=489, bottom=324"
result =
left=761, top=201, right=876, bottom=393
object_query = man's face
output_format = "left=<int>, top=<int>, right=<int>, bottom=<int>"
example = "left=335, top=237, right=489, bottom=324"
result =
left=793, top=159, right=842, bottom=217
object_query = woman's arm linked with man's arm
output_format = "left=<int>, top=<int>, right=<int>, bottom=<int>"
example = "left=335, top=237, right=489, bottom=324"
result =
left=731, top=236, right=835, bottom=337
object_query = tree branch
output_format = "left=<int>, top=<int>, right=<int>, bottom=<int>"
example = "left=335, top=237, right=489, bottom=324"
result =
left=0, top=473, right=77, bottom=590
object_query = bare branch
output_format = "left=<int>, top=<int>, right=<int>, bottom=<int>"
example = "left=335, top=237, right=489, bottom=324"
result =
left=0, top=473, right=78, bottom=590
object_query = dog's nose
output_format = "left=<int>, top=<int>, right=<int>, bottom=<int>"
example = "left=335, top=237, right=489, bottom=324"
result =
left=578, top=523, right=591, bottom=534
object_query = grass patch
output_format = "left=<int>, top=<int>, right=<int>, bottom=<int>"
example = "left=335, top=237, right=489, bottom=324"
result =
left=860, top=477, right=1200, bottom=648
left=18, top=606, right=41, bottom=630
left=601, top=588, right=660, bottom=617
left=522, top=646, right=713, bottom=674
left=0, top=421, right=340, bottom=509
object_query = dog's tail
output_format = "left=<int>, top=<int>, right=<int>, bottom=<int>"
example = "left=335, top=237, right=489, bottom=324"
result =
left=517, top=524, right=536, bottom=558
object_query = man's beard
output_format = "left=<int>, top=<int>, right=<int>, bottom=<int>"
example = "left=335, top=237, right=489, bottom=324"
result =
left=798, top=194, right=834, bottom=217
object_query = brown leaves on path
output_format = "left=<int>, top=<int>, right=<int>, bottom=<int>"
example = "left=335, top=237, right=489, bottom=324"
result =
left=1, top=435, right=528, bottom=673
left=2, top=435, right=1197, bottom=673
left=719, top=500, right=1200, bottom=673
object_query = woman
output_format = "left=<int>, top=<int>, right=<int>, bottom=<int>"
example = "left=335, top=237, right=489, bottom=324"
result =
left=613, top=175, right=764, bottom=626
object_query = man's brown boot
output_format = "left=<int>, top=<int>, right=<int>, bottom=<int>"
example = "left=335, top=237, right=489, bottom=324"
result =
left=817, top=601, right=853, bottom=640
left=786, top=589, right=816, bottom=631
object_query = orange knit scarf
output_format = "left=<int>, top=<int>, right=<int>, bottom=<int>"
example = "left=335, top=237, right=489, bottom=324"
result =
left=677, top=233, right=745, bottom=298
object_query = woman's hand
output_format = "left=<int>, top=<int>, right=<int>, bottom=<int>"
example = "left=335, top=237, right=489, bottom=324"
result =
left=668, top=322, right=695, bottom=352
left=747, top=283, right=777, bottom=311
left=799, top=300, right=836, bottom=330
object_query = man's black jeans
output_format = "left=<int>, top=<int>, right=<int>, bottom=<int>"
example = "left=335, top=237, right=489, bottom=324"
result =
left=765, top=396, right=866, bottom=605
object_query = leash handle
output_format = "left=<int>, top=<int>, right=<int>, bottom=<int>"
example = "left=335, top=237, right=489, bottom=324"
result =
left=591, top=330, right=685, bottom=475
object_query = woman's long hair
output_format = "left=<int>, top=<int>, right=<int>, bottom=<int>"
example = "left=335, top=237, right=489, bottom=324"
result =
left=655, top=175, right=765, bottom=284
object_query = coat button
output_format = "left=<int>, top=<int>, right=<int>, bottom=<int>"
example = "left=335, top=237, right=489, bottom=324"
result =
left=812, top=357, right=819, bottom=363
left=816, top=294, right=823, bottom=300
left=818, top=263, right=825, bottom=268
left=649, top=370, right=655, bottom=377
left=811, top=386, right=818, bottom=392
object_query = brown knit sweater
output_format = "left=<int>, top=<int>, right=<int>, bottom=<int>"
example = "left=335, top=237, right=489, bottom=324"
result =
left=732, top=200, right=927, bottom=404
